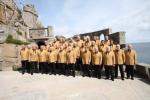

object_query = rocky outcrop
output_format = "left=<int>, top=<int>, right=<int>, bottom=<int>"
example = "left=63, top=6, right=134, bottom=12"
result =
left=23, top=4, right=38, bottom=28
left=0, top=0, right=44, bottom=41
left=0, top=0, right=54, bottom=70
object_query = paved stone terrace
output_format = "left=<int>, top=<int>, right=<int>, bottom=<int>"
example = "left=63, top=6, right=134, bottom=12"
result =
left=0, top=71, right=150, bottom=100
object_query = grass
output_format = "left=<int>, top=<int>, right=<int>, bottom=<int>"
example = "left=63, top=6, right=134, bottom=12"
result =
left=5, top=34, right=29, bottom=45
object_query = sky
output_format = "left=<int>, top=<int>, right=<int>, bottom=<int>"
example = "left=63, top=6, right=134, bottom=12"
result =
left=16, top=0, right=150, bottom=43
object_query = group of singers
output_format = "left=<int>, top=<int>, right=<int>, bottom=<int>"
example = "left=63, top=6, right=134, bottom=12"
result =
left=20, top=35, right=137, bottom=81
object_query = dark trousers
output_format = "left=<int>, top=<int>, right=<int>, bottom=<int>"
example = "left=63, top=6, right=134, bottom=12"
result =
left=21, top=60, right=28, bottom=74
left=27, top=61, right=30, bottom=73
left=57, top=63, right=66, bottom=75
left=93, top=65, right=102, bottom=79
left=126, top=65, right=134, bottom=78
left=76, top=58, right=82, bottom=71
left=29, top=61, right=37, bottom=75
left=39, top=62, right=48, bottom=74
left=68, top=64, right=75, bottom=77
left=104, top=65, right=115, bottom=80
left=83, top=64, right=92, bottom=77
left=115, top=64, right=124, bottom=79
left=48, top=63, right=56, bottom=75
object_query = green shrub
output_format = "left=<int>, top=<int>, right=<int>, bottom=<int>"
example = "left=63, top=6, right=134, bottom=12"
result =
left=17, top=30, right=22, bottom=35
left=12, top=65, right=22, bottom=71
left=5, top=34, right=29, bottom=45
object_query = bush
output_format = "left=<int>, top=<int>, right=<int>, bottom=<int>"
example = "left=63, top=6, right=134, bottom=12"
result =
left=17, top=30, right=22, bottom=35
left=5, top=34, right=29, bottom=45
left=12, top=65, right=22, bottom=71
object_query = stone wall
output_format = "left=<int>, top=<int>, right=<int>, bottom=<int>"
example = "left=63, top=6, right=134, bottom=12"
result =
left=0, top=43, right=21, bottom=71
left=136, top=63, right=150, bottom=79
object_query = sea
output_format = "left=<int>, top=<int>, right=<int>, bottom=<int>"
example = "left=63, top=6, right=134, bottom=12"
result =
left=130, top=42, right=150, bottom=64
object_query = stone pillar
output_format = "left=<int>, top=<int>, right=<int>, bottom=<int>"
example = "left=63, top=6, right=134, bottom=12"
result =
left=47, top=26, right=53, bottom=37
left=110, top=31, right=126, bottom=48
left=104, top=28, right=112, bottom=40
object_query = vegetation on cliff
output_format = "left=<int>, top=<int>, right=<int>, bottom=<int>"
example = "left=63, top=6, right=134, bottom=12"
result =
left=5, top=34, right=29, bottom=45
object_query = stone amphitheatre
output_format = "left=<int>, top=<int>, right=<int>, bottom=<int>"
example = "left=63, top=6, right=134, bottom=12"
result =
left=0, top=0, right=150, bottom=100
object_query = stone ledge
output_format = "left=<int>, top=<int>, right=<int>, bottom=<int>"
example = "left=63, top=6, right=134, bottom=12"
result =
left=136, top=63, right=150, bottom=79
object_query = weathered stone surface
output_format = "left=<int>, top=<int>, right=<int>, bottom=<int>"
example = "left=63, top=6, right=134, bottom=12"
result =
left=0, top=71, right=150, bottom=100
left=0, top=43, right=21, bottom=70
left=0, top=0, right=16, bottom=10
left=136, top=63, right=150, bottom=79
left=0, top=24, right=28, bottom=42
left=2, top=43, right=17, bottom=58
left=0, top=0, right=20, bottom=25
left=23, top=4, right=38, bottom=28
left=47, top=26, right=53, bottom=37
left=80, top=28, right=112, bottom=39
left=0, top=4, right=6, bottom=24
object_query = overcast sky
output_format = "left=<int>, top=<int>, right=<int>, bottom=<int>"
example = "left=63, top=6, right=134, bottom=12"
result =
left=17, top=0, right=150, bottom=43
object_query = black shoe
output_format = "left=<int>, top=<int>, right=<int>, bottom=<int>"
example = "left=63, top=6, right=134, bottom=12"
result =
left=83, top=74, right=85, bottom=77
left=131, top=77, right=134, bottom=80
left=98, top=77, right=101, bottom=79
left=22, top=72, right=25, bottom=75
left=122, top=78, right=124, bottom=80
left=112, top=79, right=114, bottom=81
left=127, top=77, right=129, bottom=79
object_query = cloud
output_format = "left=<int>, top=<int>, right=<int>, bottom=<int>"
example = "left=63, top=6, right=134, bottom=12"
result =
left=105, top=2, right=150, bottom=43
left=18, top=0, right=150, bottom=43
left=52, top=0, right=150, bottom=43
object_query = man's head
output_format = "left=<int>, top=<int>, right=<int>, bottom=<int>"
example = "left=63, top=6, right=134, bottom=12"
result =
left=106, top=46, right=111, bottom=52
left=116, top=44, right=120, bottom=50
left=83, top=36, right=87, bottom=41
left=68, top=46, right=72, bottom=52
left=101, top=40, right=105, bottom=45
left=84, top=47, right=88, bottom=52
left=40, top=45, right=45, bottom=50
left=94, top=47, right=99, bottom=53
left=94, top=36, right=99, bottom=40
left=55, top=36, right=60, bottom=41
left=27, top=44, right=32, bottom=49
left=59, top=46, right=64, bottom=51
left=32, top=44, right=37, bottom=50
left=91, top=41, right=95, bottom=46
left=73, top=42, right=77, bottom=47
left=86, top=36, right=90, bottom=42
left=53, top=38, right=57, bottom=42
left=110, top=40, right=114, bottom=45
left=127, top=44, right=133, bottom=50
left=76, top=35, right=80, bottom=40
left=81, top=42, right=84, bottom=47
left=105, top=36, right=109, bottom=40
left=21, top=45, right=25, bottom=50
left=49, top=47, right=54, bottom=52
